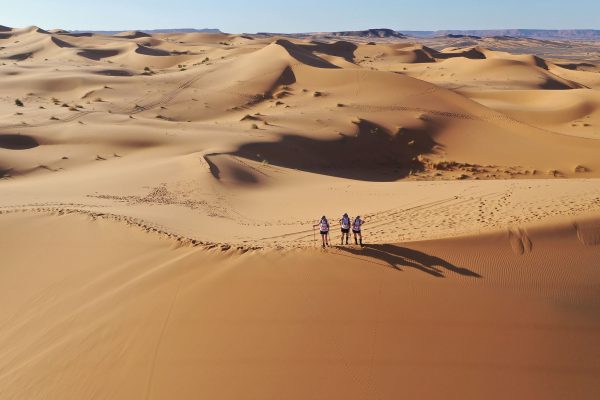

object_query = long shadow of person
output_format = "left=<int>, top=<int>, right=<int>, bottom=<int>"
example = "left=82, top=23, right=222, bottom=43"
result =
left=337, top=244, right=481, bottom=278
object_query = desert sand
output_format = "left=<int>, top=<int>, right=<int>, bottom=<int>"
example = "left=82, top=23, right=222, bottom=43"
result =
left=1, top=25, right=599, bottom=399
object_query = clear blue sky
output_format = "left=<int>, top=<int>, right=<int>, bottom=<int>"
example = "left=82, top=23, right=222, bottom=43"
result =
left=3, top=0, right=599, bottom=33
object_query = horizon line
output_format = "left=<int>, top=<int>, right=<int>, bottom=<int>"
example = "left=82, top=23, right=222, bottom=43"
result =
left=4, top=24, right=600, bottom=34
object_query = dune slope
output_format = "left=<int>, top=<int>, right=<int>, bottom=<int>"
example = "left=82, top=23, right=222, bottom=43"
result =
left=1, top=212, right=599, bottom=399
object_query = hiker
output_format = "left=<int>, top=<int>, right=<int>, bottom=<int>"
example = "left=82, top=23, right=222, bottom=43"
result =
left=340, top=213, right=351, bottom=245
left=352, top=215, right=364, bottom=246
left=315, top=215, right=330, bottom=248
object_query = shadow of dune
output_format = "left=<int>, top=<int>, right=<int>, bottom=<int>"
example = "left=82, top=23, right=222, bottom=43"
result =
left=50, top=36, right=75, bottom=48
left=230, top=165, right=259, bottom=183
left=78, top=49, right=120, bottom=60
left=339, top=244, right=481, bottom=278
left=203, top=154, right=221, bottom=179
left=433, top=47, right=487, bottom=60
left=135, top=45, right=171, bottom=56
left=402, top=46, right=486, bottom=63
left=0, top=134, right=39, bottom=150
left=7, top=52, right=33, bottom=61
left=306, top=40, right=358, bottom=63
left=405, top=48, right=437, bottom=63
left=556, top=62, right=597, bottom=71
left=540, top=77, right=583, bottom=90
left=63, top=32, right=95, bottom=37
left=228, top=119, right=440, bottom=181
left=93, top=69, right=135, bottom=77
left=204, top=154, right=261, bottom=185
left=275, top=39, right=340, bottom=69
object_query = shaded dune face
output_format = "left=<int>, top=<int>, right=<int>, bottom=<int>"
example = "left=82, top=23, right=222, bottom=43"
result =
left=134, top=44, right=171, bottom=56
left=92, top=69, right=135, bottom=76
left=274, top=39, right=341, bottom=69
left=77, top=49, right=121, bottom=60
left=294, top=40, right=359, bottom=63
left=50, top=36, right=74, bottom=48
left=0, top=134, right=39, bottom=150
left=203, top=154, right=262, bottom=185
left=228, top=119, right=439, bottom=181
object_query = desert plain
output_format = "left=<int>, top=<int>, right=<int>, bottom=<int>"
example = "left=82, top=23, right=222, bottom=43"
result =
left=0, top=25, right=599, bottom=399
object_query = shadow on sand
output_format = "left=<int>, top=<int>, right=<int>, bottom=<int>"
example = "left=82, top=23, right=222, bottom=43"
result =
left=337, top=244, right=481, bottom=278
left=228, top=119, right=441, bottom=182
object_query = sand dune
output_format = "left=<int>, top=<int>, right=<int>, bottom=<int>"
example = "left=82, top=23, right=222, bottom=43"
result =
left=1, top=25, right=600, bottom=399
left=0, top=212, right=598, bottom=399
left=114, top=30, right=152, bottom=39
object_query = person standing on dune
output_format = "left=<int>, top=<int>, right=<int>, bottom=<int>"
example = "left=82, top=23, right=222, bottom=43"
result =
left=315, top=216, right=330, bottom=248
left=340, top=213, right=351, bottom=245
left=352, top=215, right=364, bottom=247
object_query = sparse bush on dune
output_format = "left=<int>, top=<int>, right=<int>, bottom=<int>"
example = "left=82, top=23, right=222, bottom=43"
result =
left=15, top=99, right=24, bottom=107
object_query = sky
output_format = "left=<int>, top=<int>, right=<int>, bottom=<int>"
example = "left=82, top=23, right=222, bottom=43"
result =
left=3, top=0, right=599, bottom=33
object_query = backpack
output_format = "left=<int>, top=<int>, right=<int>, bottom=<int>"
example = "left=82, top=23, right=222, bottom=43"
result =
left=341, top=216, right=350, bottom=229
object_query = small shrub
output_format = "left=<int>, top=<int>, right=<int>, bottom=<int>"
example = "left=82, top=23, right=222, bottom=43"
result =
left=15, top=99, right=24, bottom=107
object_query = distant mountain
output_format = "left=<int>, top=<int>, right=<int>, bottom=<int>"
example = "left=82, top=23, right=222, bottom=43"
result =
left=402, top=29, right=600, bottom=40
left=257, top=28, right=406, bottom=39
left=68, top=28, right=222, bottom=35
left=329, top=28, right=406, bottom=38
